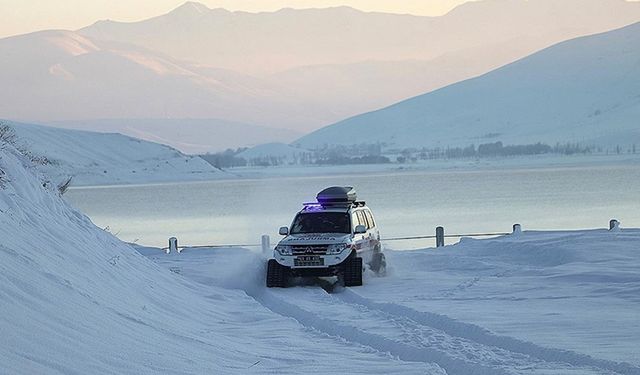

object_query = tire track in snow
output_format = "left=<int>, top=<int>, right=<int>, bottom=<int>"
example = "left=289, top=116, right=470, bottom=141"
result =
left=336, top=289, right=640, bottom=375
left=247, top=287, right=507, bottom=375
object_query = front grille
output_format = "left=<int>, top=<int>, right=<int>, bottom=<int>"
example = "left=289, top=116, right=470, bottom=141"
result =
left=292, top=245, right=329, bottom=255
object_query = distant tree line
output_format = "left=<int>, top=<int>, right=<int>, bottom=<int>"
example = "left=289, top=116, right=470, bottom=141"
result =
left=200, top=140, right=638, bottom=168
left=199, top=148, right=310, bottom=168
left=294, top=142, right=385, bottom=158
left=200, top=148, right=248, bottom=168
left=200, top=145, right=387, bottom=168
left=315, top=154, right=391, bottom=165
left=396, top=141, right=595, bottom=162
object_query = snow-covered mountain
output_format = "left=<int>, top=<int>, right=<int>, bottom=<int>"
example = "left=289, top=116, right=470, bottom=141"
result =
left=296, top=22, right=640, bottom=150
left=2, top=0, right=639, bottom=140
left=4, top=120, right=224, bottom=186
left=0, top=30, right=318, bottom=130
left=76, top=0, right=640, bottom=132
left=80, top=0, right=640, bottom=75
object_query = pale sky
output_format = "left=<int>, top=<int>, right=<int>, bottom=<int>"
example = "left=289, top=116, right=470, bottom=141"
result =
left=0, top=0, right=474, bottom=39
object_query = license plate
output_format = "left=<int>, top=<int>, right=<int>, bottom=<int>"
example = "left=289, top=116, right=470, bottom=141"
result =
left=294, top=256, right=324, bottom=267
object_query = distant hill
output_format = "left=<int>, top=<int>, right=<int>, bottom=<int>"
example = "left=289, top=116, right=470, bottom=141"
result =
left=4, top=121, right=225, bottom=186
left=0, top=30, right=310, bottom=129
left=80, top=0, right=640, bottom=75
left=50, top=118, right=303, bottom=154
left=75, top=0, right=640, bottom=130
left=2, top=0, right=640, bottom=145
left=295, top=22, right=640, bottom=150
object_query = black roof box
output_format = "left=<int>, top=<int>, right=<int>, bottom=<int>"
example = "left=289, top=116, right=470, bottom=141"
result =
left=317, top=186, right=357, bottom=204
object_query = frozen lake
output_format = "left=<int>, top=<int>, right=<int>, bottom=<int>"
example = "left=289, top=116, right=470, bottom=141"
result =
left=65, top=164, right=640, bottom=248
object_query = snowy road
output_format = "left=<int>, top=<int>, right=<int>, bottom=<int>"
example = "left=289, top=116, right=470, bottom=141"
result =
left=141, top=229, right=640, bottom=375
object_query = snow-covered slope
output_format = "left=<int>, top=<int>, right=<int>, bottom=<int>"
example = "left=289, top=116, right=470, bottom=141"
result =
left=296, top=21, right=640, bottom=150
left=5, top=120, right=224, bottom=186
left=0, top=137, right=429, bottom=374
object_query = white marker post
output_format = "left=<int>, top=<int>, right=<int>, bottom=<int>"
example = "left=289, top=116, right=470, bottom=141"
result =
left=261, top=235, right=271, bottom=255
left=512, top=224, right=522, bottom=235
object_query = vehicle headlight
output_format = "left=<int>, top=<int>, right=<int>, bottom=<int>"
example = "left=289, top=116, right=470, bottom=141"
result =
left=275, top=245, right=293, bottom=255
left=327, top=243, right=351, bottom=255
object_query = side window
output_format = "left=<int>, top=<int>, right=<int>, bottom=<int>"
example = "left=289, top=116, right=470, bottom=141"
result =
left=364, top=210, right=375, bottom=228
left=352, top=212, right=360, bottom=231
left=362, top=210, right=372, bottom=229
left=356, top=211, right=369, bottom=230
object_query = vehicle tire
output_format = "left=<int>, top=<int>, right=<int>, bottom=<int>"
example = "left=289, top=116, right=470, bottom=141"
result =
left=369, top=252, right=387, bottom=275
left=343, top=257, right=363, bottom=287
left=266, top=259, right=288, bottom=288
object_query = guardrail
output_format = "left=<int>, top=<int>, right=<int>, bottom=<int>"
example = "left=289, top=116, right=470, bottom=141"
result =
left=158, top=219, right=621, bottom=254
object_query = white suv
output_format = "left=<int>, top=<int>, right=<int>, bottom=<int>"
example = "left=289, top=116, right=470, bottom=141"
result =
left=266, top=186, right=386, bottom=288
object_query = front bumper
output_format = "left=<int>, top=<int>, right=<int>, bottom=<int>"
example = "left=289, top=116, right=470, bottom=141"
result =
left=274, top=249, right=353, bottom=274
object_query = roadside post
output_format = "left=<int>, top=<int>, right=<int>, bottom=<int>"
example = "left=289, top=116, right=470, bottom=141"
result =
left=168, top=237, right=178, bottom=254
left=609, top=219, right=620, bottom=231
left=261, top=235, right=271, bottom=255
left=512, top=224, right=522, bottom=235
left=436, top=226, right=445, bottom=247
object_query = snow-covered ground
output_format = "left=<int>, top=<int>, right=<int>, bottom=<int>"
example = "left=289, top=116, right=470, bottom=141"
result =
left=140, top=228, right=640, bottom=375
left=2, top=135, right=639, bottom=374
left=5, top=120, right=226, bottom=186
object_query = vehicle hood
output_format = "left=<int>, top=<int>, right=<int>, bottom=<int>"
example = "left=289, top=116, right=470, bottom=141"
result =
left=278, top=233, right=352, bottom=246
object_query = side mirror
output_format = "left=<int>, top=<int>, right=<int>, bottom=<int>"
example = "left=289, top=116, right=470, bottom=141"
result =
left=354, top=225, right=367, bottom=234
left=279, top=226, right=289, bottom=236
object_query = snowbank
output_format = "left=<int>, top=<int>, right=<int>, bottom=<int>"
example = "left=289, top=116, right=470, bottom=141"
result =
left=0, top=144, right=429, bottom=374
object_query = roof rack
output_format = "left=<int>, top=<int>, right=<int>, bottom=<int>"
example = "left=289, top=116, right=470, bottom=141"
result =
left=302, top=200, right=366, bottom=210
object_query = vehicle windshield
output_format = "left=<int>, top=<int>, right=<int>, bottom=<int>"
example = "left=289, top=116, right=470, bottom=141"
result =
left=290, top=212, right=351, bottom=234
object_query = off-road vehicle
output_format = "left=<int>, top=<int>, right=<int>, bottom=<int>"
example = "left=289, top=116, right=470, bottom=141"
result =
left=266, top=186, right=386, bottom=288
